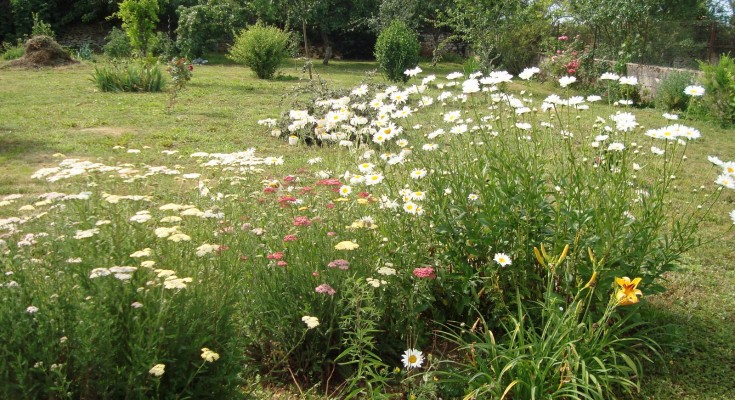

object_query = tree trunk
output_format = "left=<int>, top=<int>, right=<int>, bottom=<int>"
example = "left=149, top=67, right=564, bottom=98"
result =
left=302, top=19, right=309, bottom=58
left=321, top=29, right=332, bottom=65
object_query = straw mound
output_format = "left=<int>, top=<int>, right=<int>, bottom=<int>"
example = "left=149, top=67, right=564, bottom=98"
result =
left=8, top=35, right=78, bottom=68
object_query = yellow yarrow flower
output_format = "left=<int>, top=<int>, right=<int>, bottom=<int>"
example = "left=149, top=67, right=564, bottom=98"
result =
left=335, top=241, right=359, bottom=250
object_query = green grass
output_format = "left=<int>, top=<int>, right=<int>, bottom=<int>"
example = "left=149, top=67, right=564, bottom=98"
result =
left=0, top=58, right=733, bottom=398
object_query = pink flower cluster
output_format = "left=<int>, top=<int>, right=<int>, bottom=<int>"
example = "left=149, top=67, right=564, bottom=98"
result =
left=315, top=283, right=336, bottom=295
left=327, top=259, right=350, bottom=270
left=412, top=267, right=436, bottom=279
left=293, top=216, right=312, bottom=226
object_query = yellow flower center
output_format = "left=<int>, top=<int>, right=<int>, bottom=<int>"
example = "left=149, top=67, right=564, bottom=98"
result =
left=408, top=355, right=417, bottom=363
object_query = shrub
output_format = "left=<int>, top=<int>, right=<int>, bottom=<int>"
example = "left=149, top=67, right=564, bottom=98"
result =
left=374, top=20, right=420, bottom=83
left=31, top=12, right=54, bottom=38
left=228, top=22, right=292, bottom=80
left=699, top=55, right=735, bottom=125
left=91, top=61, right=165, bottom=92
left=74, top=43, right=94, bottom=61
left=103, top=27, right=133, bottom=59
left=1, top=40, right=24, bottom=60
left=656, top=71, right=695, bottom=111
left=166, top=57, right=194, bottom=112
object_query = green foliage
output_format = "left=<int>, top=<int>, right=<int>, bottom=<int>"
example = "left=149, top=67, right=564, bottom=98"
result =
left=112, top=0, right=160, bottom=56
left=175, top=0, right=247, bottom=58
left=374, top=20, right=420, bottom=83
left=657, top=71, right=695, bottom=111
left=103, top=27, right=133, bottom=59
left=699, top=55, right=735, bottom=125
left=151, top=32, right=178, bottom=60
left=439, top=0, right=551, bottom=73
left=0, top=198, right=245, bottom=399
left=74, top=43, right=94, bottom=61
left=1, top=40, right=25, bottom=60
left=91, top=61, right=165, bottom=92
left=166, top=57, right=194, bottom=112
left=334, top=278, right=393, bottom=399
left=438, top=263, right=659, bottom=399
left=31, top=13, right=55, bottom=38
left=228, top=22, right=293, bottom=79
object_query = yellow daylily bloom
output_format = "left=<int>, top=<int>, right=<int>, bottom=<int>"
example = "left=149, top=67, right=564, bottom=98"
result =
left=615, top=277, right=643, bottom=306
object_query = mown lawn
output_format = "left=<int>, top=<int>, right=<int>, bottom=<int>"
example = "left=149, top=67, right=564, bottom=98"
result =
left=1, top=58, right=733, bottom=399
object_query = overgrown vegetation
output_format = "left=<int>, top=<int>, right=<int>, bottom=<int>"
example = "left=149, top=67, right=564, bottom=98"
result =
left=0, top=61, right=733, bottom=400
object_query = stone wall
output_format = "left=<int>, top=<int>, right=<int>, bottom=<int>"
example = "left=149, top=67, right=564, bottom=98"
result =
left=626, top=63, right=703, bottom=95
left=57, top=22, right=113, bottom=51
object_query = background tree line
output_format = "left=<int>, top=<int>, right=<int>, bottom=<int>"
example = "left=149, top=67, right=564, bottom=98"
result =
left=0, top=0, right=733, bottom=70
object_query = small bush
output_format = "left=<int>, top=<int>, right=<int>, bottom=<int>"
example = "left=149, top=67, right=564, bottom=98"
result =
left=228, top=22, right=292, bottom=79
left=374, top=20, right=420, bottom=83
left=31, top=12, right=54, bottom=38
left=103, top=27, right=132, bottom=59
left=1, top=40, right=24, bottom=60
left=75, top=43, right=94, bottom=61
left=699, top=55, right=735, bottom=125
left=657, top=71, right=695, bottom=111
left=92, top=61, right=165, bottom=92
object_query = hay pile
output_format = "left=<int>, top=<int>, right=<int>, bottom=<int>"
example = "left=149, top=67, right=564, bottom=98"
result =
left=8, top=35, right=78, bottom=68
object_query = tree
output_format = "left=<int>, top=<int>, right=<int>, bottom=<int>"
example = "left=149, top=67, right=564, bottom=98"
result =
left=175, top=0, right=248, bottom=57
left=565, top=0, right=713, bottom=67
left=249, top=0, right=378, bottom=65
left=438, top=0, right=554, bottom=73
left=112, top=0, right=160, bottom=56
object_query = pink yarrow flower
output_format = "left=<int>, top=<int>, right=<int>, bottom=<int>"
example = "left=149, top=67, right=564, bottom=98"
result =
left=413, top=267, right=436, bottom=279
left=315, top=283, right=336, bottom=295
left=328, top=259, right=350, bottom=270
left=293, top=216, right=312, bottom=226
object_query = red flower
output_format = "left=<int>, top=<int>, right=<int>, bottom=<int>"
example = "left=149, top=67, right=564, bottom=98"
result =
left=267, top=252, right=284, bottom=260
left=187, top=65, right=193, bottom=71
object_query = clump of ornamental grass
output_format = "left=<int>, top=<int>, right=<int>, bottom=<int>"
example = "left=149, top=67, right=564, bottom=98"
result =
left=91, top=60, right=165, bottom=92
